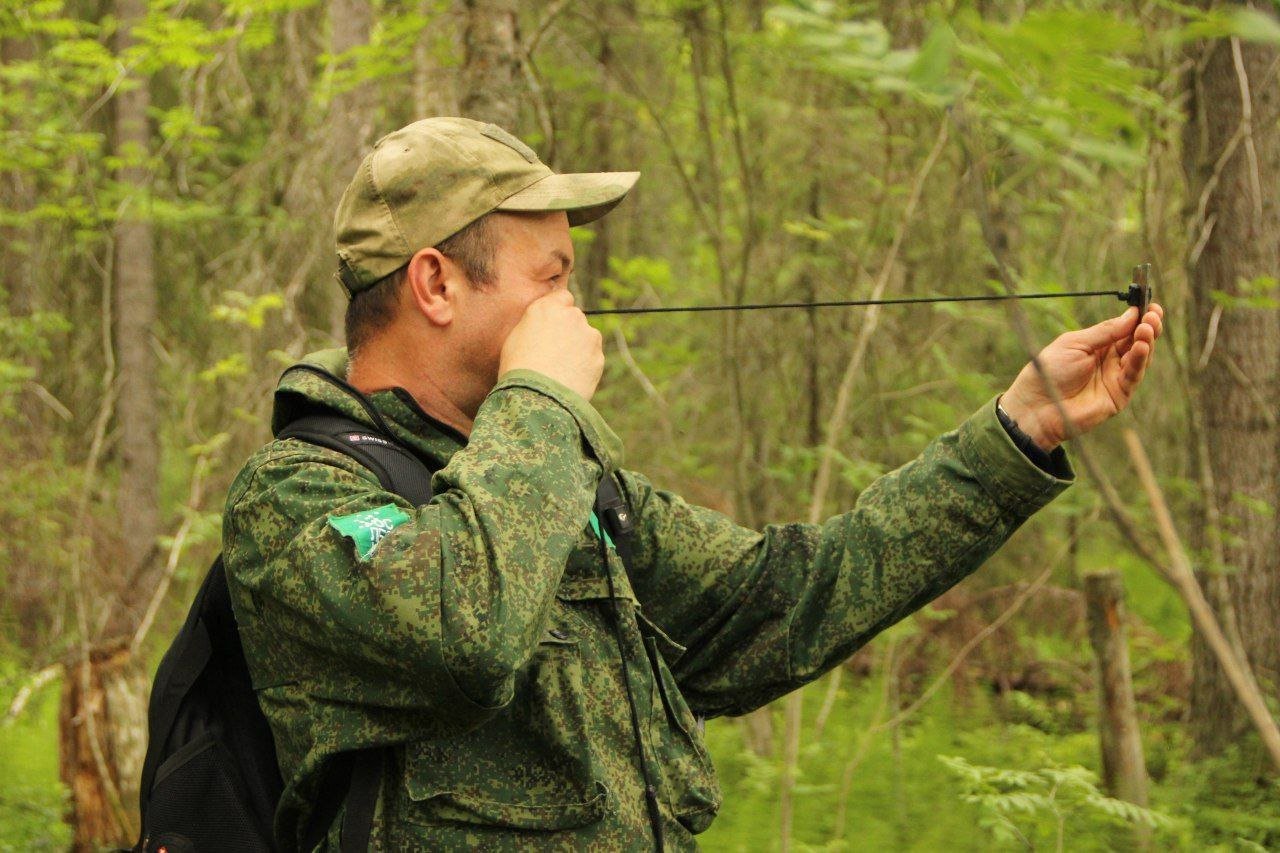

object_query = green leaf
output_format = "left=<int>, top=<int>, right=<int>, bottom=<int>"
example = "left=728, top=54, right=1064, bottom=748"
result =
left=910, top=23, right=957, bottom=92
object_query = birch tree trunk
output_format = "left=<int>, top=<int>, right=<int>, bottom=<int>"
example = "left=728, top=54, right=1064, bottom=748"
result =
left=1181, top=8, right=1280, bottom=757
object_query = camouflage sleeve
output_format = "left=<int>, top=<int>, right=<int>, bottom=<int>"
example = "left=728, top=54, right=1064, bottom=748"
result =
left=224, top=369, right=618, bottom=728
left=617, top=395, right=1075, bottom=718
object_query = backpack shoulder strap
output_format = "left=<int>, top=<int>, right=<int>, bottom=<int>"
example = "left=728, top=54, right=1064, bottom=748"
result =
left=298, top=748, right=384, bottom=853
left=276, top=411, right=431, bottom=853
left=278, top=413, right=434, bottom=507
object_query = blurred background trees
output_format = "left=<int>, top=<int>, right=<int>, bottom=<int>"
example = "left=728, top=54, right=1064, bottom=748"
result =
left=0, top=0, right=1276, bottom=849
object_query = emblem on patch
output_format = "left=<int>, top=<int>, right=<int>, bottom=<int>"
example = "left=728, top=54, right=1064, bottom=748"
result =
left=328, top=503, right=410, bottom=559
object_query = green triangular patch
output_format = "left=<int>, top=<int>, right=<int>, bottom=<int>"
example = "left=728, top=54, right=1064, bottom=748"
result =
left=328, top=503, right=411, bottom=559
left=588, top=512, right=615, bottom=550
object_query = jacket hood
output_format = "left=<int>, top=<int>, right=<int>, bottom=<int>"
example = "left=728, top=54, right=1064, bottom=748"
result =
left=270, top=348, right=376, bottom=436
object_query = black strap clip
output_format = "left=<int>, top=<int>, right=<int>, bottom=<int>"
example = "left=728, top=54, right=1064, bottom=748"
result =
left=594, top=472, right=635, bottom=538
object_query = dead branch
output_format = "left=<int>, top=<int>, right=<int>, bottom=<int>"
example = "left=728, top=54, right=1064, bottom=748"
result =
left=610, top=327, right=676, bottom=447
left=811, top=666, right=843, bottom=745
left=1230, top=38, right=1263, bottom=220
left=807, top=116, right=951, bottom=524
left=66, top=236, right=134, bottom=841
left=831, top=638, right=898, bottom=843
left=780, top=115, right=951, bottom=852
left=5, top=664, right=62, bottom=724
left=1121, top=429, right=1280, bottom=771
left=129, top=453, right=211, bottom=656
left=952, top=104, right=1166, bottom=575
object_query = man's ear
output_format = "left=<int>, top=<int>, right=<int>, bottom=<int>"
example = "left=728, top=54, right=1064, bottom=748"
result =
left=404, top=247, right=455, bottom=326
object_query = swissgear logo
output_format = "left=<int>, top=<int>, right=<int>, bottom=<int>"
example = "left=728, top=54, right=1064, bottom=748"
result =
left=344, top=433, right=392, bottom=447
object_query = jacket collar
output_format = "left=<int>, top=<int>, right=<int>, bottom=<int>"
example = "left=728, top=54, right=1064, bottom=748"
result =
left=272, top=348, right=467, bottom=468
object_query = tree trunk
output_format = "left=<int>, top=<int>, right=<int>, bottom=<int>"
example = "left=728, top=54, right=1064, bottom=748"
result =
left=108, top=0, right=160, bottom=637
left=275, top=1, right=376, bottom=341
left=60, top=3, right=158, bottom=844
left=1083, top=572, right=1149, bottom=807
left=581, top=21, right=613, bottom=308
left=413, top=0, right=459, bottom=119
left=1181, top=8, right=1280, bottom=758
left=739, top=707, right=774, bottom=758
left=456, top=0, right=520, bottom=129
left=326, top=0, right=376, bottom=338
left=329, top=0, right=375, bottom=168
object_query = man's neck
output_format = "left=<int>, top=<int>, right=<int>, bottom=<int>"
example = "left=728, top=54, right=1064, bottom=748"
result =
left=347, top=344, right=476, bottom=438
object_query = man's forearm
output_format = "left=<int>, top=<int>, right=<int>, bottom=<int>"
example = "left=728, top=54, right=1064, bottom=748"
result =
left=431, top=377, right=609, bottom=708
left=623, top=396, right=1076, bottom=718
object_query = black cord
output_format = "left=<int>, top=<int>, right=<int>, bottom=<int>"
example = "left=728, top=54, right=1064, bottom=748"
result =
left=596, top=513, right=665, bottom=851
left=584, top=289, right=1124, bottom=316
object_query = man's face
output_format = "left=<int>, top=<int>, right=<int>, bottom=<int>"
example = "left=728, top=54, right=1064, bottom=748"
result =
left=450, top=210, right=574, bottom=396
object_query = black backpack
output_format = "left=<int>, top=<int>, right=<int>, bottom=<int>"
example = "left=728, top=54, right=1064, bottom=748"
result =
left=136, top=408, right=439, bottom=853
left=136, top=387, right=639, bottom=853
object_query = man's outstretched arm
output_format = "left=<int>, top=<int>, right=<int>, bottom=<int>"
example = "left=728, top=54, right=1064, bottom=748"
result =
left=623, top=303, right=1164, bottom=717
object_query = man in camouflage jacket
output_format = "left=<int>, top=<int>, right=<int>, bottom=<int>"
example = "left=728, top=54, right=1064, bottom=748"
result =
left=223, top=117, right=1164, bottom=850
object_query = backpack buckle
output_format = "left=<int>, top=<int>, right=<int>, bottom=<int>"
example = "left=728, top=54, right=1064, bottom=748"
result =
left=595, top=474, right=635, bottom=538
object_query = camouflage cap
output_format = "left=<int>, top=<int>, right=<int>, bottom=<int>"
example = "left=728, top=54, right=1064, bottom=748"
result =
left=333, top=117, right=640, bottom=296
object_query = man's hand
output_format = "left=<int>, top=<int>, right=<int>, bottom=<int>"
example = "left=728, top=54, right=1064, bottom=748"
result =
left=499, top=289, right=604, bottom=400
left=999, top=303, right=1165, bottom=451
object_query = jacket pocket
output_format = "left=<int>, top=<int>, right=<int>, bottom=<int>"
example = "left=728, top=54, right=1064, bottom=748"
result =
left=638, top=614, right=722, bottom=834
left=400, top=601, right=610, bottom=831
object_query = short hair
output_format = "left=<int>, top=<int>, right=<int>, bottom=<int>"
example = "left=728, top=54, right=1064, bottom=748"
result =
left=344, top=214, right=498, bottom=355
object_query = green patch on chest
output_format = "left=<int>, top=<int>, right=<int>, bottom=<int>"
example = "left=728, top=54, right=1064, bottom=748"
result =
left=588, top=511, right=615, bottom=550
left=328, top=503, right=411, bottom=559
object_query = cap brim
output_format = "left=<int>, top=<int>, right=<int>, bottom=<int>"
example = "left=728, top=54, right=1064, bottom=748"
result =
left=495, top=171, right=640, bottom=226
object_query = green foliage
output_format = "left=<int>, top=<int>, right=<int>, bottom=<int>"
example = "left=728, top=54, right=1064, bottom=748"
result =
left=939, top=754, right=1177, bottom=850
left=1209, top=276, right=1280, bottom=311
left=766, top=1, right=1160, bottom=185
left=601, top=254, right=678, bottom=306
left=957, top=6, right=1161, bottom=185
left=0, top=310, right=69, bottom=415
left=765, top=2, right=961, bottom=102
left=319, top=6, right=436, bottom=100
left=1, top=0, right=1275, bottom=847
left=212, top=290, right=286, bottom=329
left=696, top=676, right=1230, bottom=851
left=1173, top=3, right=1280, bottom=46
left=1161, top=740, right=1280, bottom=850
left=127, top=13, right=230, bottom=72
left=767, top=444, right=888, bottom=496
left=0, top=665, right=70, bottom=851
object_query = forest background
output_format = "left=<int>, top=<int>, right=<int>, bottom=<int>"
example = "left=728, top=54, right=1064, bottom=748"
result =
left=1, top=0, right=1278, bottom=850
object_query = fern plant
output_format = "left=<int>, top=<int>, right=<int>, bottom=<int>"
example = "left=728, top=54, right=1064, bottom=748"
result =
left=938, top=754, right=1177, bottom=851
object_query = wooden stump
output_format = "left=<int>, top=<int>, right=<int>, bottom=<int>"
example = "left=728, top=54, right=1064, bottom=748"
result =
left=1083, top=571, right=1149, bottom=807
left=59, top=641, right=147, bottom=852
